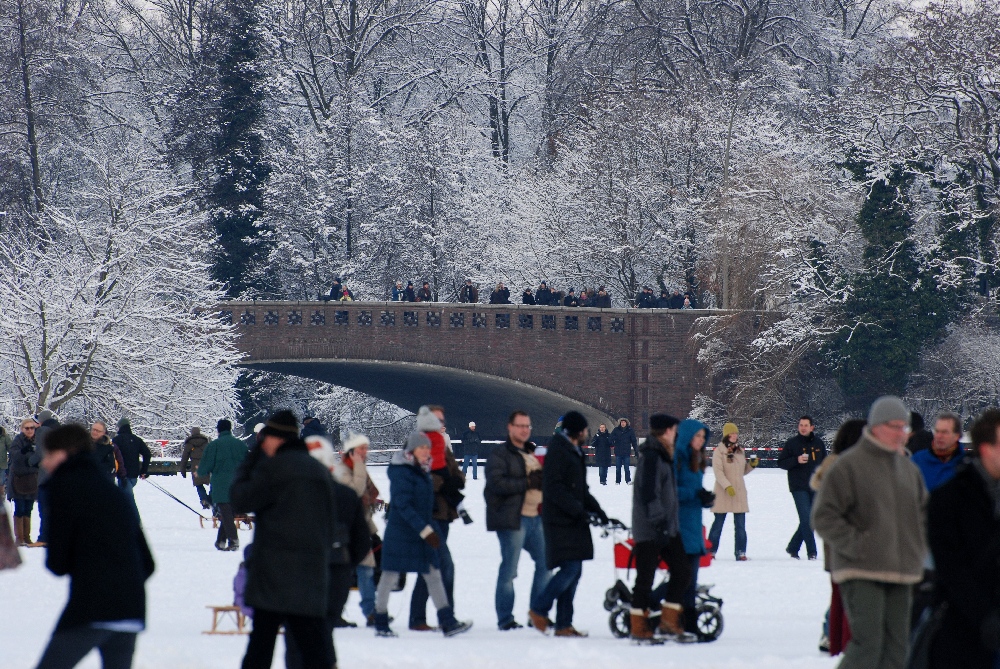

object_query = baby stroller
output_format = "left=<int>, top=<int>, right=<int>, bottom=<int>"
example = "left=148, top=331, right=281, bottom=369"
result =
left=599, top=520, right=724, bottom=642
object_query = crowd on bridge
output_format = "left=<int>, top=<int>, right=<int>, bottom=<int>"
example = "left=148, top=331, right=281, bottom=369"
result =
left=2, top=394, right=997, bottom=669
left=320, top=275, right=699, bottom=309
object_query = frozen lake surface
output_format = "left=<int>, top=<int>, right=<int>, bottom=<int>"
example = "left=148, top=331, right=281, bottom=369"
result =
left=2, top=466, right=840, bottom=668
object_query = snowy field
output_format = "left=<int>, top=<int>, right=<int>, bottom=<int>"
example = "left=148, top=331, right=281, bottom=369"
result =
left=1, top=467, right=840, bottom=669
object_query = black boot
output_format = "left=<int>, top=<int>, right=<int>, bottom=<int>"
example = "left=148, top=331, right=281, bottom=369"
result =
left=437, top=606, right=473, bottom=637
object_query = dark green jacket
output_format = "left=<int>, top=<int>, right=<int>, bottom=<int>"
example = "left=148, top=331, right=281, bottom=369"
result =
left=198, top=432, right=247, bottom=504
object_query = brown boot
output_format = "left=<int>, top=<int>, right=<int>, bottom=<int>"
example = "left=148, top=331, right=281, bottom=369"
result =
left=527, top=609, right=549, bottom=634
left=658, top=603, right=696, bottom=642
left=13, top=516, right=25, bottom=546
left=630, top=609, right=654, bottom=640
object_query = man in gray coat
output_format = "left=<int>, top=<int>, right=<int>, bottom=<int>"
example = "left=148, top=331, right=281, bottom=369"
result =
left=812, top=396, right=928, bottom=669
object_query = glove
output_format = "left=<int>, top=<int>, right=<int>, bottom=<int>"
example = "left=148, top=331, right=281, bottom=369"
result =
left=697, top=488, right=716, bottom=508
left=527, top=470, right=544, bottom=490
left=749, top=456, right=759, bottom=468
left=424, top=531, right=441, bottom=550
left=726, top=486, right=736, bottom=497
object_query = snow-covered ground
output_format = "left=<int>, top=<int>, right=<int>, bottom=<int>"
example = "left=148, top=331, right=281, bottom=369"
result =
left=1, top=467, right=840, bottom=669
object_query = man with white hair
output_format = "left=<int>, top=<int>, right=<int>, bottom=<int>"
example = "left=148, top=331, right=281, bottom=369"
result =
left=813, top=396, right=928, bottom=669
left=334, top=433, right=381, bottom=627
left=460, top=421, right=482, bottom=480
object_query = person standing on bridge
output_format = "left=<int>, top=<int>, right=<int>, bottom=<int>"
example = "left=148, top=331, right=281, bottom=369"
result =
left=416, top=281, right=433, bottom=302
left=521, top=287, right=535, bottom=305
left=535, top=282, right=553, bottom=305
left=459, top=279, right=479, bottom=303
left=403, top=281, right=416, bottom=302
left=611, top=418, right=638, bottom=485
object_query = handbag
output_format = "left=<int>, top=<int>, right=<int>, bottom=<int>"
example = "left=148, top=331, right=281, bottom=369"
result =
left=12, top=472, right=38, bottom=497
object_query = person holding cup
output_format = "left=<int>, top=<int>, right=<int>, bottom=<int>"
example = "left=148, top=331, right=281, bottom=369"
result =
left=707, top=423, right=758, bottom=561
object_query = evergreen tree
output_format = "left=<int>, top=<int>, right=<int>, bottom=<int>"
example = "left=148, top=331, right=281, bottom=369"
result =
left=828, top=169, right=955, bottom=410
left=207, top=0, right=274, bottom=298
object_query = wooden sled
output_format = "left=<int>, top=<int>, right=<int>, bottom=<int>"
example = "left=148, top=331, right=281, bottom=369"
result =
left=203, top=605, right=248, bottom=635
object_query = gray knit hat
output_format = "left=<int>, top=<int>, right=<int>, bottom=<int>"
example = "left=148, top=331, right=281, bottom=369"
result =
left=868, top=396, right=910, bottom=428
left=404, top=430, right=431, bottom=453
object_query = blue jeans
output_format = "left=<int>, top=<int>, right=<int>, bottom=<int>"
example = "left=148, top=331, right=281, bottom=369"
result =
left=495, top=515, right=550, bottom=627
left=409, top=522, right=454, bottom=626
left=356, top=565, right=376, bottom=618
left=13, top=499, right=34, bottom=517
left=461, top=454, right=478, bottom=480
left=615, top=457, right=631, bottom=484
left=708, top=512, right=747, bottom=556
left=531, top=559, right=582, bottom=630
left=788, top=490, right=817, bottom=557
left=598, top=465, right=609, bottom=484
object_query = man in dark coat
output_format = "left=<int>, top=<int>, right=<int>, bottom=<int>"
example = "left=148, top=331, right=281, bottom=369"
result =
left=593, top=286, right=612, bottom=309
left=460, top=422, right=482, bottom=480
left=529, top=411, right=607, bottom=637
left=591, top=424, right=613, bottom=485
left=521, top=288, right=535, bottom=305
left=33, top=409, right=60, bottom=546
left=34, top=423, right=154, bottom=669
left=179, top=426, right=211, bottom=508
left=777, top=416, right=827, bottom=559
left=927, top=409, right=1000, bottom=669
left=112, top=418, right=151, bottom=522
left=459, top=280, right=479, bottom=303
left=629, top=414, right=694, bottom=642
left=484, top=411, right=548, bottom=630
left=231, top=410, right=337, bottom=669
left=416, top=281, right=433, bottom=302
left=611, top=418, right=638, bottom=485
left=535, top=282, right=552, bottom=306
left=90, top=421, right=125, bottom=486
left=300, top=416, right=327, bottom=440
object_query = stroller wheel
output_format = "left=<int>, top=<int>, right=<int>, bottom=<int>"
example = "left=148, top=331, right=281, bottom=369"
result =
left=609, top=605, right=631, bottom=639
left=695, top=604, right=723, bottom=642
left=604, top=587, right=619, bottom=611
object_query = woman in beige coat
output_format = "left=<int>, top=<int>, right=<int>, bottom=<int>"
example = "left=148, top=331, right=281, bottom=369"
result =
left=707, top=423, right=758, bottom=560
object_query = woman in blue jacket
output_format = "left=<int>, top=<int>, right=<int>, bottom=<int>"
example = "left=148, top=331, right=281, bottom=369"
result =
left=374, top=431, right=471, bottom=638
left=672, top=419, right=712, bottom=632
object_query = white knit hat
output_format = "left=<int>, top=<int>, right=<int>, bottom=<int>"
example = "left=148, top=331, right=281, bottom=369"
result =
left=342, top=433, right=370, bottom=452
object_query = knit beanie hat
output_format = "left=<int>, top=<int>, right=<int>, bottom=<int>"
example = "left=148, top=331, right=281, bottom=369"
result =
left=415, top=406, right=443, bottom=432
left=561, top=411, right=588, bottom=435
left=37, top=409, right=55, bottom=424
left=405, top=430, right=431, bottom=453
left=191, top=427, right=201, bottom=436
left=117, top=417, right=130, bottom=430
left=259, top=410, right=299, bottom=440
left=342, top=433, right=370, bottom=452
left=217, top=419, right=232, bottom=433
left=868, top=396, right=910, bottom=428
left=649, top=414, right=679, bottom=431
left=722, top=422, right=739, bottom=439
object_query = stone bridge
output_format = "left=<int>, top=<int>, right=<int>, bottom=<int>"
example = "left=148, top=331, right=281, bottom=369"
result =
left=222, top=301, right=755, bottom=440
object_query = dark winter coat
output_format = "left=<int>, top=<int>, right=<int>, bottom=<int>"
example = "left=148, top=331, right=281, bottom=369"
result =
left=521, top=290, right=535, bottom=305
left=459, top=285, right=479, bottom=303
left=610, top=423, right=638, bottom=461
left=489, top=287, right=511, bottom=304
left=594, top=292, right=612, bottom=308
left=9, top=432, right=41, bottom=501
left=0, top=427, right=11, bottom=472
left=461, top=429, right=482, bottom=457
left=777, top=432, right=827, bottom=492
left=179, top=433, right=210, bottom=485
left=92, top=436, right=124, bottom=483
left=563, top=293, right=578, bottom=307
left=231, top=442, right=336, bottom=617
left=674, top=420, right=710, bottom=555
left=113, top=426, right=151, bottom=479
left=431, top=447, right=465, bottom=523
left=198, top=431, right=247, bottom=505
left=332, top=480, right=373, bottom=567
left=382, top=450, right=439, bottom=574
left=632, top=439, right=681, bottom=543
left=541, top=432, right=604, bottom=568
left=668, top=294, right=685, bottom=309
left=300, top=419, right=328, bottom=440
left=928, top=461, right=1000, bottom=669
left=403, top=286, right=416, bottom=302
left=907, top=429, right=933, bottom=454
left=416, top=287, right=433, bottom=302
left=535, top=287, right=553, bottom=305
left=44, top=452, right=154, bottom=632
left=591, top=430, right=613, bottom=467
left=484, top=439, right=533, bottom=532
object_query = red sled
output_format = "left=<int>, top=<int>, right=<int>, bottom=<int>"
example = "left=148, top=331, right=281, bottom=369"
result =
left=613, top=527, right=715, bottom=570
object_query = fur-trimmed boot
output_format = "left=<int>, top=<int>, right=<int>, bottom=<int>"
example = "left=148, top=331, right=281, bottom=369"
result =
left=630, top=609, right=663, bottom=644
left=658, top=603, right=697, bottom=643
